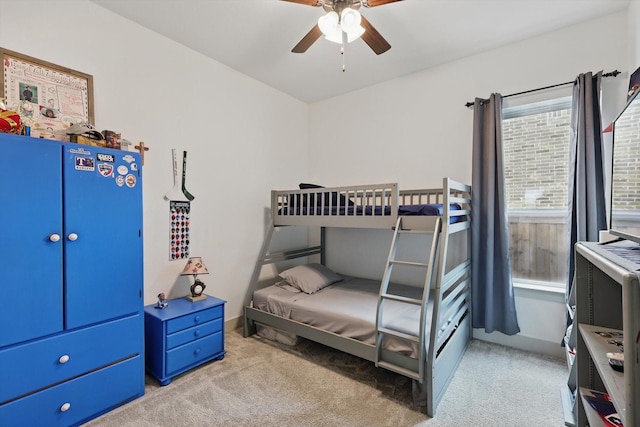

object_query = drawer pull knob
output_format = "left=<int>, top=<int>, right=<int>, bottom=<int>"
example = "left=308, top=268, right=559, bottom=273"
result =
left=49, top=233, right=61, bottom=242
left=194, top=329, right=200, bottom=337
left=60, top=403, right=71, bottom=412
left=58, top=355, right=70, bottom=364
left=194, top=348, right=201, bottom=356
left=194, top=316, right=200, bottom=323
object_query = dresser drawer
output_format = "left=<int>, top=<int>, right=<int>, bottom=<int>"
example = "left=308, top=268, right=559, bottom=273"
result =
left=0, top=355, right=143, bottom=427
left=167, top=317, right=222, bottom=350
left=0, top=315, right=142, bottom=405
left=166, top=305, right=222, bottom=334
left=166, top=331, right=223, bottom=375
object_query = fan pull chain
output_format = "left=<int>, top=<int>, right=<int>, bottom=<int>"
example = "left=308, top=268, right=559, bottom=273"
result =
left=341, top=44, right=346, bottom=72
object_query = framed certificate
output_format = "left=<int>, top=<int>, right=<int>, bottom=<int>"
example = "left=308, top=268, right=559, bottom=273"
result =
left=1, top=47, right=94, bottom=139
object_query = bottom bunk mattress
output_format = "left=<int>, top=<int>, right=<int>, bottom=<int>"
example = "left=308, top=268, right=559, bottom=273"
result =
left=253, top=275, right=433, bottom=358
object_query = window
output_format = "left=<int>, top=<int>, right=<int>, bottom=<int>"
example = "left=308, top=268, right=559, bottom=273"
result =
left=502, top=97, right=572, bottom=289
left=611, top=97, right=640, bottom=236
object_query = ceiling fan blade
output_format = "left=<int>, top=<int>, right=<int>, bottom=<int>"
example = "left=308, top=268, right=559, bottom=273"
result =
left=281, top=0, right=321, bottom=6
left=360, top=16, right=391, bottom=55
left=292, top=24, right=323, bottom=53
left=365, top=0, right=403, bottom=7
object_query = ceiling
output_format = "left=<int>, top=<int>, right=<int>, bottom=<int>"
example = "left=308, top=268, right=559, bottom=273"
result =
left=90, top=0, right=630, bottom=103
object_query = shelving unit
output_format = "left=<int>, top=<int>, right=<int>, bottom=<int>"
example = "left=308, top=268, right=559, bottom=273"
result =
left=566, top=241, right=640, bottom=427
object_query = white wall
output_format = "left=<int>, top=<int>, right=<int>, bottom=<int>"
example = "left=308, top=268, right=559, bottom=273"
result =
left=1, top=2, right=634, bottom=356
left=309, top=12, right=628, bottom=187
left=309, top=12, right=629, bottom=357
left=0, top=0, right=310, bottom=321
left=630, top=0, right=640, bottom=70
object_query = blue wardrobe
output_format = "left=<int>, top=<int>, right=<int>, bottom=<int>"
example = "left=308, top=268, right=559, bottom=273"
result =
left=0, top=133, right=144, bottom=426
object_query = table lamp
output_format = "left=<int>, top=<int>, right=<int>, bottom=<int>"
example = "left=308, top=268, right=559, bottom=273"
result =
left=180, top=257, right=209, bottom=302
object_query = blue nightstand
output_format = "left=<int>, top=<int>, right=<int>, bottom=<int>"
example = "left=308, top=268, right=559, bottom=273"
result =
left=144, top=295, right=226, bottom=385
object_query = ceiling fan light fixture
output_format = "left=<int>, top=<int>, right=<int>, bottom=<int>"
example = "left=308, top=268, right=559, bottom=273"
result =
left=285, top=0, right=396, bottom=55
left=345, top=25, right=365, bottom=43
left=340, top=8, right=365, bottom=43
left=318, top=11, right=342, bottom=43
left=340, top=8, right=361, bottom=29
left=324, top=29, right=344, bottom=44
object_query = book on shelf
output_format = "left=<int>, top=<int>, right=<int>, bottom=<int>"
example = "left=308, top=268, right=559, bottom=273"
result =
left=582, top=389, right=623, bottom=426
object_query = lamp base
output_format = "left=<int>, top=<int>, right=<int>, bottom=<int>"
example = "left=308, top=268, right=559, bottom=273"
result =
left=185, top=294, right=207, bottom=302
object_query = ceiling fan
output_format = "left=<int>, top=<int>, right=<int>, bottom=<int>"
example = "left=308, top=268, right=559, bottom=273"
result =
left=283, top=0, right=403, bottom=55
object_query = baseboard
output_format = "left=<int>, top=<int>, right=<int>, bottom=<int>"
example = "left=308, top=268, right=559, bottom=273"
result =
left=226, top=315, right=243, bottom=332
left=473, top=329, right=565, bottom=359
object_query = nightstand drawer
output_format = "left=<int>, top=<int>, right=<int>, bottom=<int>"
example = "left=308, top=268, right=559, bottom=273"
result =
left=166, top=305, right=223, bottom=334
left=167, top=317, right=222, bottom=350
left=166, top=331, right=223, bottom=375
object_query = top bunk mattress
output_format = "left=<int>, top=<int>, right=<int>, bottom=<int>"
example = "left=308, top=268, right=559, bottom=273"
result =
left=253, top=275, right=433, bottom=358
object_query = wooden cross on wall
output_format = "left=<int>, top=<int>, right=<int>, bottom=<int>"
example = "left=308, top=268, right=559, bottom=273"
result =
left=135, top=141, right=150, bottom=165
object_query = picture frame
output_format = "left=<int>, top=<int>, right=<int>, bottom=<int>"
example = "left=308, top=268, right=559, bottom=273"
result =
left=0, top=47, right=94, bottom=139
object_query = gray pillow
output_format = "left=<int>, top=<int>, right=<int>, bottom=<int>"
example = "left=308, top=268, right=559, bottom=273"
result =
left=278, top=263, right=342, bottom=294
left=275, top=280, right=301, bottom=293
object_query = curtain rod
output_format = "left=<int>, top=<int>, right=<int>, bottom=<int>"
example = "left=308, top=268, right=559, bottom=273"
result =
left=464, top=70, right=621, bottom=108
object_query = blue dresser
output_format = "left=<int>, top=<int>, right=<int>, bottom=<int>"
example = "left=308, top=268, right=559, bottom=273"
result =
left=145, top=296, right=226, bottom=385
left=0, top=134, right=145, bottom=426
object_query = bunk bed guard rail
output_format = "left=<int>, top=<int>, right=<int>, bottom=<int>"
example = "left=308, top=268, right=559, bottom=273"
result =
left=272, top=180, right=468, bottom=229
left=272, top=183, right=399, bottom=228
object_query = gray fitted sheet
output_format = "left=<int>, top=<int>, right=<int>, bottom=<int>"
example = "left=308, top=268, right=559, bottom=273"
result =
left=253, top=275, right=433, bottom=358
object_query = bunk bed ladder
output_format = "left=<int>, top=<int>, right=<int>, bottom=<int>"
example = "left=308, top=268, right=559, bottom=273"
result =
left=374, top=215, right=442, bottom=382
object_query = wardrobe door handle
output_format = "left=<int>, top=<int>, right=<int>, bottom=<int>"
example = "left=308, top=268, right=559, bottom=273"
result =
left=67, top=233, right=78, bottom=241
left=49, top=234, right=61, bottom=242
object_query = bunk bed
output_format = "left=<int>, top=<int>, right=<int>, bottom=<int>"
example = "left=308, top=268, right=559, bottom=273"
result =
left=243, top=178, right=471, bottom=417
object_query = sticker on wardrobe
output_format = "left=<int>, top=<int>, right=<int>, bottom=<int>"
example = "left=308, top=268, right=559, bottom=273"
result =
left=70, top=147, right=91, bottom=155
left=75, top=156, right=94, bottom=171
left=97, top=153, right=115, bottom=163
left=125, top=174, right=136, bottom=188
left=98, top=163, right=114, bottom=177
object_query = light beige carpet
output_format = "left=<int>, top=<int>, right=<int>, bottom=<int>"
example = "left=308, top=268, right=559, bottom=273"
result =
left=85, top=329, right=566, bottom=427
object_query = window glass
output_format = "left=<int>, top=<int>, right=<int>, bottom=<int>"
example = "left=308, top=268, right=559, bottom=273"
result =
left=502, top=97, right=571, bottom=288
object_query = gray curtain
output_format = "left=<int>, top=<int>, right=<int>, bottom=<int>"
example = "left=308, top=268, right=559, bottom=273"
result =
left=471, top=93, right=520, bottom=335
left=566, top=72, right=607, bottom=301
